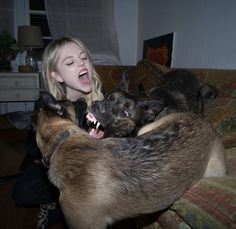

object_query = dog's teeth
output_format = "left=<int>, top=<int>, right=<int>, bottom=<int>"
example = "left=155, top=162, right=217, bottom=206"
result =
left=96, top=122, right=100, bottom=129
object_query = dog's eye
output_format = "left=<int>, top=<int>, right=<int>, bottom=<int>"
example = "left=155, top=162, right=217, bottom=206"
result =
left=56, top=108, right=65, bottom=116
left=121, top=110, right=130, bottom=117
left=106, top=94, right=111, bottom=100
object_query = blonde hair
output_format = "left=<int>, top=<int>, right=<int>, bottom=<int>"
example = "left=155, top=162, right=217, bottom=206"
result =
left=42, top=37, right=103, bottom=106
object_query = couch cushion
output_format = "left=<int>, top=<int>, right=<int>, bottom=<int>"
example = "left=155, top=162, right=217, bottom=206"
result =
left=95, top=65, right=136, bottom=93
left=135, top=59, right=170, bottom=92
left=226, top=147, right=236, bottom=177
left=191, top=69, right=236, bottom=99
left=156, top=177, right=236, bottom=229
left=205, top=98, right=236, bottom=148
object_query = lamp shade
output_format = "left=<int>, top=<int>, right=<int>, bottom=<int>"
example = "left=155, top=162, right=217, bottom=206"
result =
left=18, top=25, right=43, bottom=48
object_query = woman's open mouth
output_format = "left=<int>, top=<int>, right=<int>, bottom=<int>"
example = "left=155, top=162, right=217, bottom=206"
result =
left=79, top=69, right=91, bottom=84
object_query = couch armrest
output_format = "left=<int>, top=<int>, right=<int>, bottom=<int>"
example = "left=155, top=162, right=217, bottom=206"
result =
left=155, top=176, right=236, bottom=228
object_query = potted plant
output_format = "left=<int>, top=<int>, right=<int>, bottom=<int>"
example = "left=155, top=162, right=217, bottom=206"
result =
left=0, top=30, right=21, bottom=71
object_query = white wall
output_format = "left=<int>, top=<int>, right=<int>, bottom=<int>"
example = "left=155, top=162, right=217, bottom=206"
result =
left=114, top=0, right=139, bottom=65
left=13, top=0, right=236, bottom=68
left=137, top=0, right=236, bottom=69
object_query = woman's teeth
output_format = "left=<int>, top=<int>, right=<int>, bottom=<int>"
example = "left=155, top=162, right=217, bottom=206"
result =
left=79, top=70, right=87, bottom=77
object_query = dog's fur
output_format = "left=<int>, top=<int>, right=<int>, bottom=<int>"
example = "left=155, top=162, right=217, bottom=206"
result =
left=90, top=89, right=225, bottom=178
left=140, top=69, right=218, bottom=119
left=8, top=92, right=225, bottom=229
left=99, top=69, right=218, bottom=138
left=90, top=90, right=164, bottom=137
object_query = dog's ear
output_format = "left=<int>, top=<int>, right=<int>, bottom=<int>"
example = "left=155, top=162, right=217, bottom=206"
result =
left=138, top=99, right=165, bottom=124
left=39, top=91, right=57, bottom=104
left=7, top=111, right=36, bottom=130
left=36, top=91, right=72, bottom=118
left=115, top=68, right=132, bottom=92
left=7, top=92, right=62, bottom=131
left=199, top=81, right=218, bottom=101
left=36, top=91, right=62, bottom=112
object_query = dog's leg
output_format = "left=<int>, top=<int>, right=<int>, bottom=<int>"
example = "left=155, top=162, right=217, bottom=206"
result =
left=60, top=194, right=112, bottom=229
left=137, top=113, right=183, bottom=136
left=62, top=208, right=111, bottom=229
left=204, top=138, right=226, bottom=177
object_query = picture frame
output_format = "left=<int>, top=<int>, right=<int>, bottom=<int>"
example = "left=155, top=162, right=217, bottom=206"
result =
left=143, top=32, right=174, bottom=67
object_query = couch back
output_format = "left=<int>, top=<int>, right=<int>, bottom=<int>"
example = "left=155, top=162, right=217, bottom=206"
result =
left=95, top=60, right=236, bottom=150
left=95, top=60, right=236, bottom=98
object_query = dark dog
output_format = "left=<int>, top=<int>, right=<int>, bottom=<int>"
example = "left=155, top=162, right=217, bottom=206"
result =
left=8, top=91, right=225, bottom=229
left=87, top=90, right=164, bottom=137
left=101, top=69, right=218, bottom=136
left=142, top=69, right=218, bottom=119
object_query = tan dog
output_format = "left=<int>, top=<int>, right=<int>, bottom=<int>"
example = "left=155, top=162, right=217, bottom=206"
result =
left=9, top=92, right=226, bottom=229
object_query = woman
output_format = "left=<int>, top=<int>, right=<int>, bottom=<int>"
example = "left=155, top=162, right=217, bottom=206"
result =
left=42, top=37, right=103, bottom=105
left=12, top=37, right=104, bottom=228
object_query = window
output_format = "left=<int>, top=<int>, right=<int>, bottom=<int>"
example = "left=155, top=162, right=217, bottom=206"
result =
left=15, top=0, right=120, bottom=64
left=29, top=0, right=52, bottom=59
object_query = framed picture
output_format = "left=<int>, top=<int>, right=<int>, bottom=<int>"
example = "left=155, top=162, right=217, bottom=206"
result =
left=143, top=32, right=174, bottom=67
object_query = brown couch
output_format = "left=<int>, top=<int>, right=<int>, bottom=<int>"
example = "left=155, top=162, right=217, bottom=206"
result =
left=95, top=60, right=236, bottom=229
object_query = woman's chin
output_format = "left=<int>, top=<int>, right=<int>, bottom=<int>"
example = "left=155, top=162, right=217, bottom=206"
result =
left=81, top=85, right=92, bottom=93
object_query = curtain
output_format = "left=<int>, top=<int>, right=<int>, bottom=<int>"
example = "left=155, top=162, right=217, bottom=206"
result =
left=45, top=0, right=120, bottom=65
left=0, top=0, right=14, bottom=36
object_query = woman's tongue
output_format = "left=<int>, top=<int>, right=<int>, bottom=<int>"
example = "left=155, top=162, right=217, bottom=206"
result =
left=79, top=73, right=90, bottom=84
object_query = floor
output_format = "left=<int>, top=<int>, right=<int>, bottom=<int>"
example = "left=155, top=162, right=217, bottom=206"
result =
left=0, top=115, right=38, bottom=229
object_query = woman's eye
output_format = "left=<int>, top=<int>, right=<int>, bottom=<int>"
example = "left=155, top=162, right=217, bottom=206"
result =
left=80, top=54, right=88, bottom=60
left=121, top=110, right=130, bottom=117
left=66, top=61, right=74, bottom=66
left=81, top=56, right=88, bottom=60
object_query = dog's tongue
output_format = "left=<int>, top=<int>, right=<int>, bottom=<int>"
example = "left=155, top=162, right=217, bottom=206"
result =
left=89, top=128, right=104, bottom=139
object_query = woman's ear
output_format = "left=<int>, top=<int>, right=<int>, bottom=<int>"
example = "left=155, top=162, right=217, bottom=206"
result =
left=51, top=71, right=64, bottom=83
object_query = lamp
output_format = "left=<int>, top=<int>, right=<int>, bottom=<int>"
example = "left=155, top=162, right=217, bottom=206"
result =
left=18, top=25, right=43, bottom=72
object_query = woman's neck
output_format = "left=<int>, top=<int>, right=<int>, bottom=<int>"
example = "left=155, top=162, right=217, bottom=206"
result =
left=66, top=89, right=84, bottom=102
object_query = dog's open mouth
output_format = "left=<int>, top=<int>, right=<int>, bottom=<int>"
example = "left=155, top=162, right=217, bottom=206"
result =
left=86, top=112, right=104, bottom=139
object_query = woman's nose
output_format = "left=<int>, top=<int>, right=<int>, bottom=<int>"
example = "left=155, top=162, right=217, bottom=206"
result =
left=78, top=58, right=85, bottom=66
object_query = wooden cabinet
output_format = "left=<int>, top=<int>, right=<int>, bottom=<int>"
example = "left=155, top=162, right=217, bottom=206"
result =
left=0, top=72, right=41, bottom=113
